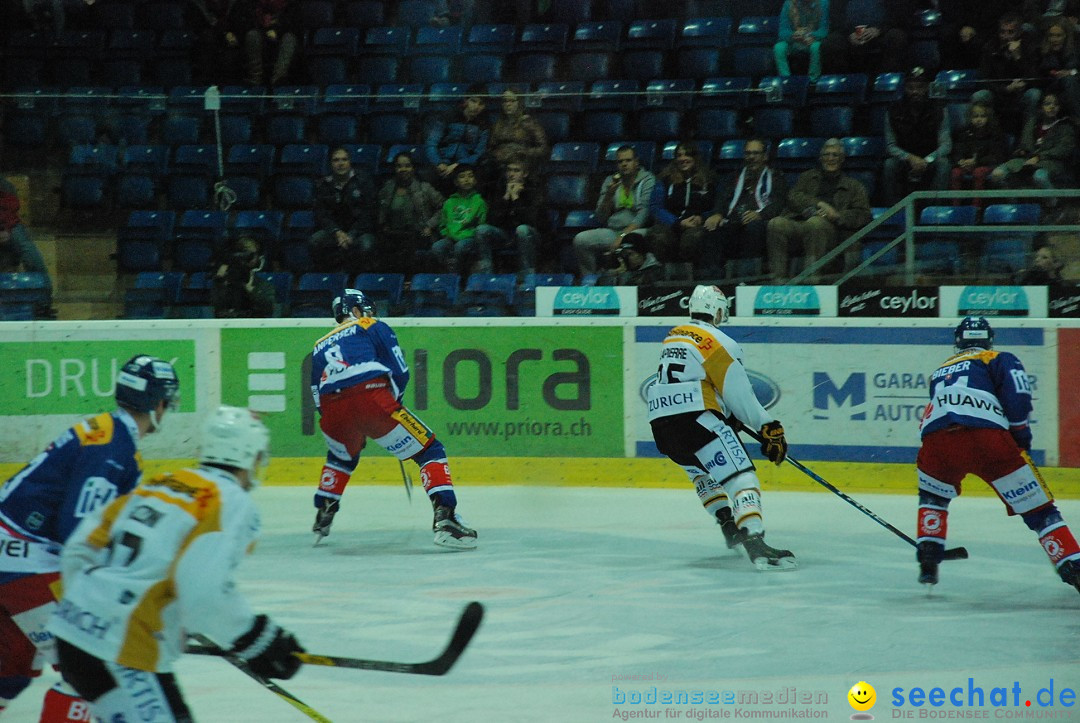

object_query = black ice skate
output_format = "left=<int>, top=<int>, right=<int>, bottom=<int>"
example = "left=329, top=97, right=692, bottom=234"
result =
left=743, top=533, right=797, bottom=571
left=433, top=504, right=478, bottom=550
left=716, top=507, right=747, bottom=549
left=312, top=499, right=340, bottom=545
left=917, top=541, right=944, bottom=586
left=1057, top=559, right=1080, bottom=596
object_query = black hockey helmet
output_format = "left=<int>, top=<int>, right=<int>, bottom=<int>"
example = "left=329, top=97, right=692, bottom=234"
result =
left=954, top=316, right=994, bottom=351
left=332, top=288, right=375, bottom=323
left=115, top=354, right=180, bottom=415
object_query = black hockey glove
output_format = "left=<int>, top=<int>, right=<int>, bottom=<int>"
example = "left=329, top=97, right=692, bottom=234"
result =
left=759, top=421, right=787, bottom=465
left=230, top=614, right=305, bottom=680
left=724, top=414, right=744, bottom=433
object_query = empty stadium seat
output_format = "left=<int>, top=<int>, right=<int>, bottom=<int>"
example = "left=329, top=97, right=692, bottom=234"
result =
left=409, top=273, right=461, bottom=316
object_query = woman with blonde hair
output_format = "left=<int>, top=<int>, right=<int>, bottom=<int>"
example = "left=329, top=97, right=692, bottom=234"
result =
left=485, top=89, right=549, bottom=186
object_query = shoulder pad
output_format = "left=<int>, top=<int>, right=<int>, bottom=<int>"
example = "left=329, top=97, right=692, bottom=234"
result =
left=75, top=412, right=116, bottom=446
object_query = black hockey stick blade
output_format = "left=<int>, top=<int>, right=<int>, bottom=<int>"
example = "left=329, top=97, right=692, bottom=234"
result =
left=188, top=602, right=484, bottom=676
left=399, top=460, right=413, bottom=503
left=943, top=546, right=969, bottom=560
left=189, top=634, right=332, bottom=723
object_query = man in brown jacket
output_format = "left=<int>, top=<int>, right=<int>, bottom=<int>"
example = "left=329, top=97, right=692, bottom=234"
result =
left=765, top=138, right=872, bottom=283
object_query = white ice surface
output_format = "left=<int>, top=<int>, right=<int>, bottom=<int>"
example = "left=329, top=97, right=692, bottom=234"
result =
left=8, top=486, right=1080, bottom=722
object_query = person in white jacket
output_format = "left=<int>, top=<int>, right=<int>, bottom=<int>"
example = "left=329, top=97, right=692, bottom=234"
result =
left=48, top=406, right=304, bottom=722
left=645, top=285, right=795, bottom=570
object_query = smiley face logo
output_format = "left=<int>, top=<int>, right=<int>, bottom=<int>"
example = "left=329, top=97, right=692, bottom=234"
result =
left=848, top=681, right=876, bottom=713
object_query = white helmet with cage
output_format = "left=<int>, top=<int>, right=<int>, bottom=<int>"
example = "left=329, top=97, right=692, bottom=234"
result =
left=198, top=406, right=271, bottom=485
left=688, top=285, right=730, bottom=325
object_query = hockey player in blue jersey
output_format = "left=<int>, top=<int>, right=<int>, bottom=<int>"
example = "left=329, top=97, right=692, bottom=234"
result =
left=0, top=354, right=180, bottom=720
left=309, top=288, right=477, bottom=550
left=916, top=317, right=1080, bottom=593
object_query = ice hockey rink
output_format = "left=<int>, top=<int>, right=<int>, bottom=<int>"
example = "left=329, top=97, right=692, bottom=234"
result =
left=8, top=485, right=1080, bottom=722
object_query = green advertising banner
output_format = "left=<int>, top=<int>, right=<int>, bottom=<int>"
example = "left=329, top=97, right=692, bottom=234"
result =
left=0, top=341, right=197, bottom=415
left=220, top=325, right=624, bottom=457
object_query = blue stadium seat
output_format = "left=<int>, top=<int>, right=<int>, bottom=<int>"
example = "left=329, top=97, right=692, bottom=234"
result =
left=113, top=114, right=152, bottom=145
left=365, top=25, right=411, bottom=55
left=291, top=272, right=349, bottom=317
left=871, top=72, right=904, bottom=104
left=161, top=113, right=202, bottom=145
left=537, top=81, right=584, bottom=111
left=117, top=210, right=173, bottom=272
left=557, top=209, right=599, bottom=240
left=280, top=211, right=316, bottom=273
left=226, top=144, right=275, bottom=180
left=981, top=237, right=1030, bottom=275
left=548, top=142, right=600, bottom=172
left=679, top=17, right=733, bottom=48
left=257, top=271, right=294, bottom=316
left=366, top=112, right=412, bottom=146
left=300, top=0, right=336, bottom=27
left=774, top=137, right=825, bottom=170
left=734, top=15, right=778, bottom=45
left=61, top=174, right=110, bottom=211
left=315, top=114, right=360, bottom=145
left=660, top=140, right=714, bottom=163
left=714, top=139, right=746, bottom=172
left=643, top=78, right=695, bottom=109
left=935, top=68, right=979, bottom=101
left=579, top=110, right=628, bottom=142
left=117, top=144, right=168, bottom=208
left=413, top=25, right=462, bottom=54
left=407, top=55, right=453, bottom=84
left=517, top=272, right=575, bottom=316
left=605, top=141, right=656, bottom=171
left=692, top=107, right=741, bottom=140
left=677, top=47, right=725, bottom=79
left=57, top=114, right=97, bottom=148
left=357, top=56, right=400, bottom=85
left=122, top=271, right=183, bottom=319
left=373, top=83, right=425, bottom=110
left=841, top=136, right=886, bottom=170
left=810, top=73, right=868, bottom=105
left=696, top=76, right=750, bottom=109
left=545, top=174, right=592, bottom=208
left=733, top=47, right=775, bottom=78
left=914, top=240, right=960, bottom=275
left=218, top=114, right=253, bottom=145
left=809, top=106, right=854, bottom=137
left=266, top=114, right=308, bottom=145
left=637, top=109, right=683, bottom=141
left=273, top=176, right=317, bottom=210
left=752, top=75, right=810, bottom=107
left=352, top=272, right=405, bottom=315
left=340, top=143, right=382, bottom=175
left=231, top=210, right=284, bottom=249
left=585, top=79, right=641, bottom=111
left=513, top=52, right=559, bottom=83
left=533, top=111, right=572, bottom=143
left=320, top=84, right=372, bottom=115
left=173, top=210, right=227, bottom=271
left=460, top=273, right=517, bottom=316
left=571, top=21, right=622, bottom=52
left=518, top=23, right=568, bottom=53
left=409, top=273, right=461, bottom=316
left=461, top=55, right=505, bottom=84
left=396, top=0, right=437, bottom=27
left=277, top=144, right=329, bottom=176
left=752, top=108, right=794, bottom=138
left=566, top=51, right=615, bottom=82
left=625, top=18, right=677, bottom=50
left=861, top=239, right=902, bottom=272
left=308, top=56, right=350, bottom=85
left=621, top=50, right=666, bottom=80
left=920, top=205, right=977, bottom=226
left=550, top=0, right=592, bottom=25
left=308, top=27, right=359, bottom=59
left=981, top=204, right=1039, bottom=274
left=466, top=24, right=516, bottom=54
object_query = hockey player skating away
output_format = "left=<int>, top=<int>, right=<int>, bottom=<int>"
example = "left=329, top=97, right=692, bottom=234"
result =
left=0, top=354, right=179, bottom=721
left=309, top=289, right=477, bottom=550
left=48, top=406, right=306, bottom=721
left=646, top=285, right=795, bottom=570
left=916, top=316, right=1080, bottom=593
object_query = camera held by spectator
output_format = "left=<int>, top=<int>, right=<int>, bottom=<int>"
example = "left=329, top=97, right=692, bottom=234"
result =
left=211, top=236, right=275, bottom=318
left=596, top=232, right=662, bottom=286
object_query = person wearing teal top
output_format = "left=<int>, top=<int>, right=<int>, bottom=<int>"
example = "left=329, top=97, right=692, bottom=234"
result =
left=774, top=0, right=829, bottom=81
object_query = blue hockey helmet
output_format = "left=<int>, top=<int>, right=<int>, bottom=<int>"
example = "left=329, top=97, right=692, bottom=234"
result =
left=332, top=288, right=375, bottom=323
left=115, top=355, right=180, bottom=425
left=954, top=315, right=994, bottom=350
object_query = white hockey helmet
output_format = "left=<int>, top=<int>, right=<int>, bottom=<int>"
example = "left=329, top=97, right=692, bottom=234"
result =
left=688, top=285, right=730, bottom=325
left=198, top=406, right=271, bottom=485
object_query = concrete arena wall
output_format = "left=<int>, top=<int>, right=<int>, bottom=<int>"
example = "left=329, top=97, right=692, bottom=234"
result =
left=0, top=317, right=1076, bottom=498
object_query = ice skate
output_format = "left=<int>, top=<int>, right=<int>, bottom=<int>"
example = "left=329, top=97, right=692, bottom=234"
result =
left=716, top=507, right=747, bottom=550
left=917, top=541, right=943, bottom=586
left=1057, top=559, right=1080, bottom=596
left=743, top=533, right=796, bottom=571
left=312, top=498, right=339, bottom=545
left=433, top=504, right=477, bottom=550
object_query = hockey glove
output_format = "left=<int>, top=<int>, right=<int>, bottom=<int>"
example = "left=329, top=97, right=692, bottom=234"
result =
left=1010, top=425, right=1032, bottom=452
left=759, top=421, right=787, bottom=465
left=230, top=614, right=305, bottom=680
left=724, top=414, right=744, bottom=433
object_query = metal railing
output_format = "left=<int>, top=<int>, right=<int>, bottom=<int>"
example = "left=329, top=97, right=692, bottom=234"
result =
left=791, top=189, right=1080, bottom=286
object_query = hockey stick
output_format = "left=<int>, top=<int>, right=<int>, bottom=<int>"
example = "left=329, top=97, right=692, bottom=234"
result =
left=742, top=428, right=969, bottom=561
left=399, top=459, right=413, bottom=502
left=188, top=633, right=332, bottom=723
left=189, top=602, right=484, bottom=676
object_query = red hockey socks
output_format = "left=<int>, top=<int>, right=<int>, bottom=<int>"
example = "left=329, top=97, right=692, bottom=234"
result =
left=917, top=504, right=949, bottom=545
left=316, top=463, right=351, bottom=498
left=39, top=683, right=92, bottom=723
left=1038, top=521, right=1080, bottom=570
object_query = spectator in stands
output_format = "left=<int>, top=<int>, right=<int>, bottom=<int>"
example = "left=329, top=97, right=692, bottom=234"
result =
left=821, top=0, right=911, bottom=75
left=432, top=165, right=491, bottom=274
left=938, top=0, right=996, bottom=69
left=309, top=147, right=378, bottom=275
left=484, top=90, right=549, bottom=190
left=424, top=90, right=490, bottom=196
left=950, top=101, right=1009, bottom=205
left=210, top=235, right=275, bottom=318
left=766, top=138, right=872, bottom=283
left=375, top=151, right=445, bottom=274
left=187, top=0, right=247, bottom=85
left=1015, top=243, right=1066, bottom=282
left=990, top=92, right=1077, bottom=192
left=242, top=0, right=300, bottom=86
left=973, top=12, right=1043, bottom=135
left=0, top=175, right=54, bottom=319
left=474, top=156, right=542, bottom=278
left=882, top=66, right=952, bottom=205
left=649, top=142, right=717, bottom=270
left=703, top=138, right=788, bottom=279
left=1035, top=17, right=1080, bottom=118
left=595, top=232, right=662, bottom=286
left=774, top=0, right=830, bottom=82
left=573, top=145, right=657, bottom=278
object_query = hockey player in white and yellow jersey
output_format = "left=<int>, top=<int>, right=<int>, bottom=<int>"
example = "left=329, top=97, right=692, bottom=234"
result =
left=646, top=285, right=796, bottom=570
left=48, top=407, right=305, bottom=722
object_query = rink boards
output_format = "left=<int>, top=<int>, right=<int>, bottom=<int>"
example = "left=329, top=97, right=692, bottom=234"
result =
left=0, top=317, right=1077, bottom=495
